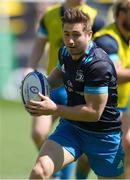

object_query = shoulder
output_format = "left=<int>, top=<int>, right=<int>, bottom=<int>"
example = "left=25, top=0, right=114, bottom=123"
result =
left=94, top=35, right=118, bottom=54
left=41, top=4, right=61, bottom=20
left=93, top=45, right=110, bottom=61
left=92, top=15, right=105, bottom=34
left=87, top=55, right=115, bottom=81
left=80, top=4, right=97, bottom=16
left=83, top=42, right=110, bottom=67
left=89, top=45, right=114, bottom=70
left=82, top=4, right=97, bottom=12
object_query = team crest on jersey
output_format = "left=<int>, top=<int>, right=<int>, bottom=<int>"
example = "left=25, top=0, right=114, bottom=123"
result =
left=75, top=70, right=84, bottom=82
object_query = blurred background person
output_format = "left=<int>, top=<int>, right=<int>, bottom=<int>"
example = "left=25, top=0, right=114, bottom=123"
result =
left=0, top=1, right=37, bottom=100
left=87, top=0, right=116, bottom=23
left=93, top=0, right=130, bottom=178
left=0, top=1, right=26, bottom=97
left=24, top=0, right=105, bottom=179
left=0, top=1, right=39, bottom=179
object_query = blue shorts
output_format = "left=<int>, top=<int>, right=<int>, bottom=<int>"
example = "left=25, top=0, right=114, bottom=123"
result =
left=49, top=119, right=124, bottom=177
left=50, top=86, right=67, bottom=105
left=118, top=106, right=128, bottom=113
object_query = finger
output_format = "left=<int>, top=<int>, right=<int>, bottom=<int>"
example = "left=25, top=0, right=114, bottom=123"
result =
left=38, top=92, right=47, bottom=99
left=25, top=104, right=40, bottom=110
left=27, top=100, right=41, bottom=105
left=26, top=107, right=39, bottom=114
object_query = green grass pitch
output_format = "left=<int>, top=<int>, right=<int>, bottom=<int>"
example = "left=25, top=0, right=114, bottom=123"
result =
left=0, top=99, right=97, bottom=179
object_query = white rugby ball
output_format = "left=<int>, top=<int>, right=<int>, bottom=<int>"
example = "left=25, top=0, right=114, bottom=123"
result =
left=21, top=70, right=50, bottom=104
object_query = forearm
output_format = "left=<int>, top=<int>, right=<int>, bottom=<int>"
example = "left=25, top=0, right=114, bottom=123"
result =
left=117, top=68, right=130, bottom=84
left=25, top=91, right=107, bottom=120
left=27, top=52, right=41, bottom=69
left=55, top=104, right=100, bottom=122
left=27, top=38, right=47, bottom=69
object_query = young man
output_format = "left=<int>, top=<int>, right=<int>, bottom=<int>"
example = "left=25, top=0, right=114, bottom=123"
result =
left=93, top=0, right=130, bottom=178
left=25, top=0, right=105, bottom=178
left=25, top=9, right=124, bottom=179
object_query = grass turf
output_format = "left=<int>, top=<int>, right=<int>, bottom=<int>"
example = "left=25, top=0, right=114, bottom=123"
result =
left=0, top=99, right=37, bottom=179
left=0, top=99, right=97, bottom=179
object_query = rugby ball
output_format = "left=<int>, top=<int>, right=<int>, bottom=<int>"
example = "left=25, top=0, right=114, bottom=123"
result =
left=21, top=70, right=50, bottom=104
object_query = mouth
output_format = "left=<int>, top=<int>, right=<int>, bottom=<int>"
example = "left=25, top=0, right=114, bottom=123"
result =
left=67, top=46, right=76, bottom=49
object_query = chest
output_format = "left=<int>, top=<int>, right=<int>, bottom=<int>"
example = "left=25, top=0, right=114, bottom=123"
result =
left=62, top=59, right=86, bottom=93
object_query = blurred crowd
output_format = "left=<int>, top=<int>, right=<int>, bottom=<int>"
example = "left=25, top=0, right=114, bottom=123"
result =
left=0, top=0, right=116, bottom=100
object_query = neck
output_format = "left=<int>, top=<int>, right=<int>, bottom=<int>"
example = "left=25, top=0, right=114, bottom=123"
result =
left=71, top=53, right=84, bottom=61
left=63, top=1, right=84, bottom=9
left=71, top=45, right=89, bottom=61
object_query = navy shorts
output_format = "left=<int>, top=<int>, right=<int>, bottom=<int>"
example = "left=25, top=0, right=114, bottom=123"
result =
left=49, top=119, right=124, bottom=177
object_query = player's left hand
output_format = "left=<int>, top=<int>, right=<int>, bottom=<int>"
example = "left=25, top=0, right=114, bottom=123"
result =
left=25, top=92, right=57, bottom=116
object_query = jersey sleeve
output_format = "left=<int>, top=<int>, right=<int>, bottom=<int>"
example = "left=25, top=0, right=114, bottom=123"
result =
left=84, top=60, right=110, bottom=94
left=94, top=35, right=119, bottom=63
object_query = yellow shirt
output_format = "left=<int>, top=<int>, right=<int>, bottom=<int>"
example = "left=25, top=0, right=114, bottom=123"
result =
left=94, top=23, right=130, bottom=108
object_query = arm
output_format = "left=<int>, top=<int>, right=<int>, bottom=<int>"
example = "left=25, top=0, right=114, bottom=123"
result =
left=24, top=13, right=48, bottom=75
left=47, top=67, right=64, bottom=89
left=25, top=37, right=48, bottom=75
left=54, top=93, right=108, bottom=122
left=116, top=67, right=130, bottom=83
left=95, top=35, right=130, bottom=84
left=25, top=92, right=108, bottom=122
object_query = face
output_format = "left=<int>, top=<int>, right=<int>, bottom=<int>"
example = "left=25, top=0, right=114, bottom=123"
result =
left=118, top=9, right=130, bottom=36
left=122, top=10, right=130, bottom=32
left=63, top=23, right=92, bottom=60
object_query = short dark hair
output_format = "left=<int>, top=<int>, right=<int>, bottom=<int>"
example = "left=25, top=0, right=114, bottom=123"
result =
left=113, top=0, right=130, bottom=17
left=61, top=8, right=92, bottom=32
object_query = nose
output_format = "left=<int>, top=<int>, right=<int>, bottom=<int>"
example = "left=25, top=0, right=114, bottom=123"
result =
left=68, top=37, right=75, bottom=46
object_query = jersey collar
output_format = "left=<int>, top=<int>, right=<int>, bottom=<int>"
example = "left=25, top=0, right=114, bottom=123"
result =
left=85, top=41, right=94, bottom=55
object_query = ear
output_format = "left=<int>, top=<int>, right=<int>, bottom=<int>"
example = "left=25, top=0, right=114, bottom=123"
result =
left=87, top=31, right=93, bottom=41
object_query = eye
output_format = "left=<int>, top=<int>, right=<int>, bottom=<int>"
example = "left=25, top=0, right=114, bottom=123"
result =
left=73, top=33, right=80, bottom=38
left=64, top=33, right=70, bottom=37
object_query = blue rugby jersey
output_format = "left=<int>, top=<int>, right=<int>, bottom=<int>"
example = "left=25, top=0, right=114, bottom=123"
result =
left=57, top=42, right=121, bottom=132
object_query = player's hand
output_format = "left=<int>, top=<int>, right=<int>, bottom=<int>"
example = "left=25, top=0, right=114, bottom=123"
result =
left=23, top=67, right=34, bottom=78
left=25, top=92, right=57, bottom=116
